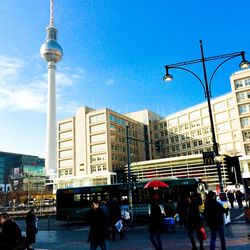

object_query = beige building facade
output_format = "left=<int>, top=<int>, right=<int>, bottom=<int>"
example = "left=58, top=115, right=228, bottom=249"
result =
left=54, top=69, right=250, bottom=191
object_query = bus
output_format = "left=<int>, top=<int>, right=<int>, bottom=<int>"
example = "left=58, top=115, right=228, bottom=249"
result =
left=56, top=177, right=207, bottom=221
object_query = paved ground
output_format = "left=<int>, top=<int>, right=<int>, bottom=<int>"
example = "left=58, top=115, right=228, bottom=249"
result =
left=16, top=207, right=249, bottom=250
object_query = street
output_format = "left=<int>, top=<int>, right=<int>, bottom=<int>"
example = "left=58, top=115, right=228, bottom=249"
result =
left=15, top=208, right=249, bottom=250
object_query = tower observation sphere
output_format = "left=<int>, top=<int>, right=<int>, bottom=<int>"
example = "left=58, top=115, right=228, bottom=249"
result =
left=40, top=26, right=63, bottom=63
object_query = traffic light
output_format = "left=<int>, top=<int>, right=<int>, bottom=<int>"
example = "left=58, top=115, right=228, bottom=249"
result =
left=223, top=155, right=242, bottom=184
left=155, top=140, right=161, bottom=153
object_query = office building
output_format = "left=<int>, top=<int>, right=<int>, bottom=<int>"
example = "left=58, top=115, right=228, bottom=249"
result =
left=0, top=152, right=46, bottom=207
left=54, top=69, right=250, bottom=190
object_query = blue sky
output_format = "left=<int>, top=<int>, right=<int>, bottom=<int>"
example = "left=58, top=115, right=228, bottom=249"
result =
left=0, top=0, right=250, bottom=157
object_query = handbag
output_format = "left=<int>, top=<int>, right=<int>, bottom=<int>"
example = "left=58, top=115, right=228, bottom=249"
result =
left=114, top=219, right=123, bottom=232
left=196, top=226, right=207, bottom=240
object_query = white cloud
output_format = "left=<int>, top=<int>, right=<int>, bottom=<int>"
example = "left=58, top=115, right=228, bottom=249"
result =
left=105, top=78, right=115, bottom=86
left=0, top=56, right=23, bottom=80
left=0, top=56, right=84, bottom=114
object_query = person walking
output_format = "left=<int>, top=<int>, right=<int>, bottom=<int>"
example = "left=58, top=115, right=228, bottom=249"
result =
left=0, top=212, right=28, bottom=250
left=235, top=189, right=243, bottom=209
left=25, top=208, right=38, bottom=250
left=227, top=190, right=235, bottom=209
left=108, top=197, right=124, bottom=240
left=85, top=199, right=110, bottom=250
left=176, top=196, right=188, bottom=227
left=186, top=194, right=204, bottom=250
left=204, top=190, right=228, bottom=250
left=148, top=193, right=164, bottom=250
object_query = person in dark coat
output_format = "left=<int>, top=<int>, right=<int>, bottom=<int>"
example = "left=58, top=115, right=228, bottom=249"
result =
left=85, top=199, right=110, bottom=250
left=148, top=193, right=164, bottom=250
left=0, top=212, right=26, bottom=250
left=25, top=208, right=38, bottom=250
left=108, top=197, right=124, bottom=240
left=176, top=196, right=188, bottom=227
left=204, top=190, right=228, bottom=250
left=227, top=190, right=235, bottom=209
left=186, top=194, right=204, bottom=250
left=235, top=189, right=243, bottom=209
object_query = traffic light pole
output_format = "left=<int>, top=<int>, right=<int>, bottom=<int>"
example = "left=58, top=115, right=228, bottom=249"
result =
left=125, top=125, right=161, bottom=224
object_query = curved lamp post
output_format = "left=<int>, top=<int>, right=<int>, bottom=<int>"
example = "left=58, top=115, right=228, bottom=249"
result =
left=163, top=40, right=250, bottom=192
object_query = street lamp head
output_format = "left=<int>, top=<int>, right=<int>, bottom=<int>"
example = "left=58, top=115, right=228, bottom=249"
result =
left=163, top=66, right=173, bottom=82
left=239, top=52, right=250, bottom=69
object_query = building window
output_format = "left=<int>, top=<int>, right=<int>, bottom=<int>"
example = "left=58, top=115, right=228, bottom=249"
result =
left=243, top=131, right=250, bottom=140
left=93, top=178, right=108, bottom=185
left=239, top=105, right=247, bottom=114
left=59, top=122, right=73, bottom=130
left=189, top=111, right=200, bottom=120
left=90, top=113, right=105, bottom=123
left=214, top=101, right=226, bottom=112
left=59, top=150, right=73, bottom=158
left=91, top=154, right=106, bottom=163
left=117, top=118, right=126, bottom=125
left=91, top=144, right=107, bottom=153
left=90, top=123, right=106, bottom=133
left=59, top=159, right=73, bottom=168
left=59, top=131, right=73, bottom=140
left=168, top=118, right=178, bottom=127
left=241, top=117, right=250, bottom=127
left=237, top=92, right=245, bottom=101
left=202, top=117, right=210, bottom=126
left=179, top=114, right=188, bottom=123
left=59, top=140, right=73, bottom=149
left=215, top=112, right=227, bottom=123
left=228, top=98, right=235, bottom=108
left=245, top=145, right=250, bottom=154
left=109, top=114, right=117, bottom=123
left=235, top=80, right=244, bottom=89
left=217, top=122, right=229, bottom=132
left=245, top=78, right=250, bottom=86
left=90, top=133, right=106, bottom=143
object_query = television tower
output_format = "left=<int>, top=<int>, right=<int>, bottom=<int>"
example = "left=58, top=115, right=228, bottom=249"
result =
left=40, top=0, right=63, bottom=175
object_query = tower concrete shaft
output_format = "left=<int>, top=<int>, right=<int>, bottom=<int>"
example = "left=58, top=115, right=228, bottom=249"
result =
left=45, top=61, right=57, bottom=175
left=40, top=0, right=63, bottom=175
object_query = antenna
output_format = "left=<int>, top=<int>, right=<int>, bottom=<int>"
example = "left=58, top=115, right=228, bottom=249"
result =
left=50, top=0, right=54, bottom=26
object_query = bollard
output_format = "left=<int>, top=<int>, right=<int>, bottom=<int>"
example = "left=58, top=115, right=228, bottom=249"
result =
left=67, top=213, right=70, bottom=230
left=48, top=215, right=50, bottom=230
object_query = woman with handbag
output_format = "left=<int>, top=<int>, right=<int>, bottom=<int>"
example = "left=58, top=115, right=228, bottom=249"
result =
left=186, top=194, right=205, bottom=250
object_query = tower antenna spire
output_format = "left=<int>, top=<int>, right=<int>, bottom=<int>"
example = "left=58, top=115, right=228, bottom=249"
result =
left=50, top=0, right=54, bottom=26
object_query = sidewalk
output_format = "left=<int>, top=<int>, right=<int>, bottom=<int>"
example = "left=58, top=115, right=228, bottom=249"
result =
left=32, top=221, right=249, bottom=250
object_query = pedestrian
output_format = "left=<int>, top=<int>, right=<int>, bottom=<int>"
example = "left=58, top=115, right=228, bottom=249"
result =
left=235, top=189, right=243, bottom=209
left=25, top=208, right=38, bottom=250
left=204, top=190, right=228, bottom=250
left=85, top=199, right=110, bottom=250
left=186, top=194, right=204, bottom=250
left=108, top=197, right=124, bottom=240
left=226, top=190, right=235, bottom=209
left=0, top=212, right=28, bottom=250
left=176, top=195, right=188, bottom=227
left=148, top=193, right=164, bottom=250
left=100, top=199, right=110, bottom=226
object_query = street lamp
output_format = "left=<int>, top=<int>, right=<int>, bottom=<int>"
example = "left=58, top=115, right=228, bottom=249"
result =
left=163, top=40, right=250, bottom=193
left=126, top=125, right=133, bottom=224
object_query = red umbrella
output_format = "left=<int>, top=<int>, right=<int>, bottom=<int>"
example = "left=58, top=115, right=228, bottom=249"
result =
left=144, top=180, right=169, bottom=189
